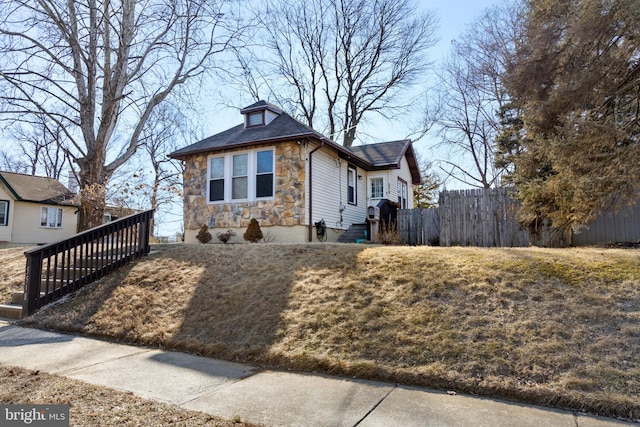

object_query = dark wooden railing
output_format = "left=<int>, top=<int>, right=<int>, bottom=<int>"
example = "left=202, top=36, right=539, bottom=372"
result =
left=23, top=209, right=153, bottom=317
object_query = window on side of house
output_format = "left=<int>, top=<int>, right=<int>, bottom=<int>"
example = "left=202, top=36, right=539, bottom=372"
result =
left=398, top=178, right=408, bottom=209
left=256, top=149, right=274, bottom=198
left=40, top=207, right=63, bottom=228
left=209, top=156, right=225, bottom=202
left=0, top=200, right=8, bottom=226
left=370, top=177, right=384, bottom=200
left=347, top=167, right=357, bottom=205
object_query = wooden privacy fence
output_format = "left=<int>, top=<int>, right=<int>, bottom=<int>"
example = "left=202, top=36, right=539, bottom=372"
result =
left=437, top=187, right=530, bottom=247
left=398, top=187, right=540, bottom=247
left=397, top=208, right=439, bottom=245
left=399, top=187, right=640, bottom=247
left=572, top=200, right=640, bottom=246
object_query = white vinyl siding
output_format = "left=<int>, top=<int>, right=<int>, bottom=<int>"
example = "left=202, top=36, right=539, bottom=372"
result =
left=391, top=156, right=415, bottom=208
left=306, top=145, right=366, bottom=230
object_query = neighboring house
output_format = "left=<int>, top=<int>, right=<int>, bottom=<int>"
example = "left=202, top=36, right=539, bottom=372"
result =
left=0, top=171, right=78, bottom=244
left=169, top=101, right=421, bottom=243
left=103, top=206, right=144, bottom=223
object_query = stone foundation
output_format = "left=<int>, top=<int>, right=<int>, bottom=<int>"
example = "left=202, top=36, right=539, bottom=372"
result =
left=185, top=225, right=345, bottom=244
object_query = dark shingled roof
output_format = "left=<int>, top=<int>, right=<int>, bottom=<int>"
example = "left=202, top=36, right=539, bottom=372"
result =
left=240, top=100, right=283, bottom=114
left=0, top=171, right=77, bottom=205
left=168, top=101, right=422, bottom=184
left=348, top=140, right=421, bottom=184
left=347, top=140, right=411, bottom=167
left=169, top=112, right=329, bottom=158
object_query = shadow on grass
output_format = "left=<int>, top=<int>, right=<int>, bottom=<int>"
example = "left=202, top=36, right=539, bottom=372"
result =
left=168, top=244, right=368, bottom=365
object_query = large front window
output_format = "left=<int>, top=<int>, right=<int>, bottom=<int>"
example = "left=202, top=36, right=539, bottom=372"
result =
left=40, top=207, right=63, bottom=228
left=207, top=148, right=275, bottom=203
left=0, top=200, right=8, bottom=226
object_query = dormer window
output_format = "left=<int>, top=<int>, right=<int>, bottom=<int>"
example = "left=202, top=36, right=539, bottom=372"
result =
left=247, top=111, right=264, bottom=127
left=241, top=100, right=283, bottom=129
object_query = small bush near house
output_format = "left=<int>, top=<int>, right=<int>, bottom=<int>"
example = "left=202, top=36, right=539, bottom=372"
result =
left=216, top=229, right=236, bottom=244
left=243, top=218, right=263, bottom=243
left=376, top=220, right=402, bottom=245
left=195, top=224, right=212, bottom=244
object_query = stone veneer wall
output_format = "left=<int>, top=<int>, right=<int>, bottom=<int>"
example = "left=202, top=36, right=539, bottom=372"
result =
left=182, top=141, right=306, bottom=232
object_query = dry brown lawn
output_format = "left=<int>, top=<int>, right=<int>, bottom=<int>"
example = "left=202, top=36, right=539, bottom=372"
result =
left=0, top=246, right=30, bottom=303
left=13, top=243, right=640, bottom=421
left=0, top=366, right=256, bottom=426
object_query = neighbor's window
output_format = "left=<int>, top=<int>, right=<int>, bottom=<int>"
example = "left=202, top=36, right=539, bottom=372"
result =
left=370, top=177, right=384, bottom=199
left=347, top=167, right=357, bottom=205
left=40, top=207, right=63, bottom=228
left=207, top=148, right=275, bottom=203
left=256, top=150, right=274, bottom=198
left=209, top=157, right=225, bottom=202
left=0, top=200, right=8, bottom=226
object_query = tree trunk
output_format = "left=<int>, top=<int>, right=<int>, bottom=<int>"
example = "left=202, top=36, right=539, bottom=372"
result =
left=77, top=158, right=109, bottom=231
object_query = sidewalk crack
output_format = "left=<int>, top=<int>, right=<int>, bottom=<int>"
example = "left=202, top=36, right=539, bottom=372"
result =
left=352, top=385, right=397, bottom=427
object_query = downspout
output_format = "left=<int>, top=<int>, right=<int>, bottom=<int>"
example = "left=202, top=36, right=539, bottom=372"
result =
left=308, top=140, right=325, bottom=242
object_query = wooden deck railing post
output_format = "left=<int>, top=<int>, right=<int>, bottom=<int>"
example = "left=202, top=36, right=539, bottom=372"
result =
left=23, top=251, right=43, bottom=317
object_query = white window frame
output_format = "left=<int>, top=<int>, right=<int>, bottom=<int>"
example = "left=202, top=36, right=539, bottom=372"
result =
left=40, top=206, right=63, bottom=229
left=347, top=166, right=357, bottom=205
left=207, top=147, right=275, bottom=204
left=231, top=153, right=249, bottom=201
left=0, top=200, right=8, bottom=226
left=369, top=175, right=385, bottom=201
left=397, top=178, right=408, bottom=209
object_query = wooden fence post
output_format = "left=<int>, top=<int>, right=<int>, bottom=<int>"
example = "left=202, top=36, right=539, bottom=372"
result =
left=23, top=251, right=43, bottom=317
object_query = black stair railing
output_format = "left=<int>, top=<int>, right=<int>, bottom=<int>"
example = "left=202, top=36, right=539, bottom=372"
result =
left=23, top=209, right=153, bottom=317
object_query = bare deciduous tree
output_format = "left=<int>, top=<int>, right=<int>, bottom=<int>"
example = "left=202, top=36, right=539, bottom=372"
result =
left=240, top=0, right=437, bottom=147
left=0, top=0, right=245, bottom=230
left=434, top=2, right=524, bottom=188
left=6, top=115, right=70, bottom=179
left=138, top=104, right=186, bottom=236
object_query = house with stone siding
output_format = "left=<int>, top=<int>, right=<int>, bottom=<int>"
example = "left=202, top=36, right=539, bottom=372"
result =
left=169, top=101, right=421, bottom=244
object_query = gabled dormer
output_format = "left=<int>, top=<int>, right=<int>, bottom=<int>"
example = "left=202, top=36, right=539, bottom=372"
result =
left=240, top=100, right=283, bottom=128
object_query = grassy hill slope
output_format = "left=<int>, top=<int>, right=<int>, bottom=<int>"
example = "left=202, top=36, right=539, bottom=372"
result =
left=17, top=244, right=640, bottom=420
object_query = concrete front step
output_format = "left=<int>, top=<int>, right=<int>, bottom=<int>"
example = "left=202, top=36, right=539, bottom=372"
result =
left=11, top=292, right=23, bottom=305
left=338, top=223, right=368, bottom=243
left=0, top=303, right=22, bottom=319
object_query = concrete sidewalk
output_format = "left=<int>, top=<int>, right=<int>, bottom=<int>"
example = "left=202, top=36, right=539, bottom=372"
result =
left=0, top=320, right=631, bottom=427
